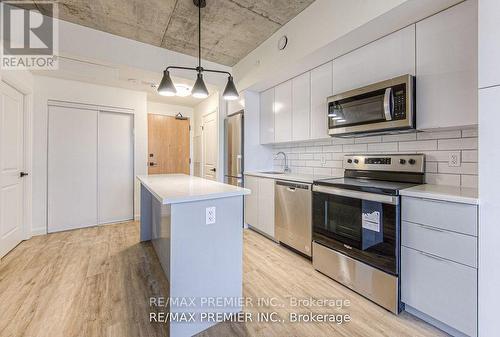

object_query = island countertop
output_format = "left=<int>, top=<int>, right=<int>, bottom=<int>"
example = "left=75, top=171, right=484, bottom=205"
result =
left=137, top=174, right=250, bottom=204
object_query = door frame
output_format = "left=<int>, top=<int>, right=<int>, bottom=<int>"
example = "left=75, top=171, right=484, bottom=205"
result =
left=201, top=110, right=219, bottom=180
left=0, top=72, right=34, bottom=240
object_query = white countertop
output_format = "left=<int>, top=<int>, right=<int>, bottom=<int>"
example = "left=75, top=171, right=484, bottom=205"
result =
left=400, top=184, right=479, bottom=205
left=244, top=171, right=338, bottom=184
left=137, top=174, right=250, bottom=204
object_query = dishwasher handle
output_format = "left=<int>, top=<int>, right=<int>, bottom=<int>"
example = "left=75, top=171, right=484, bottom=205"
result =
left=276, top=180, right=311, bottom=190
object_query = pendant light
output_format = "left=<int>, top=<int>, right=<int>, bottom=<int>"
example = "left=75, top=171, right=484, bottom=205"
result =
left=158, top=0, right=239, bottom=100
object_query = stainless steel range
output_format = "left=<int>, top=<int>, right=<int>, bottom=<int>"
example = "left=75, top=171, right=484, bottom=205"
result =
left=311, top=154, right=425, bottom=314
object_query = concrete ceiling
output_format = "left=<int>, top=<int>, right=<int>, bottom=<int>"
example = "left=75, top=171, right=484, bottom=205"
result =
left=25, top=0, right=316, bottom=66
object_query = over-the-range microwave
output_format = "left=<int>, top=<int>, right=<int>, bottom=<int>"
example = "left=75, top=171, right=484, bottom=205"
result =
left=327, top=74, right=415, bottom=137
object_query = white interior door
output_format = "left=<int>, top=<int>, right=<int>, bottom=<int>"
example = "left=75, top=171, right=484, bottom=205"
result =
left=48, top=105, right=98, bottom=233
left=202, top=112, right=217, bottom=181
left=98, top=111, right=134, bottom=224
left=0, top=82, right=24, bottom=258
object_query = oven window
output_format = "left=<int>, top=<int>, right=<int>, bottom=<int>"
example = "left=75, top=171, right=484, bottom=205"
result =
left=328, top=88, right=387, bottom=128
left=312, top=192, right=399, bottom=275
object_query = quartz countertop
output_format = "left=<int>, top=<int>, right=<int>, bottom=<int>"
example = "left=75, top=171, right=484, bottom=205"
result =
left=244, top=171, right=339, bottom=184
left=400, top=184, right=479, bottom=205
left=137, top=174, right=250, bottom=204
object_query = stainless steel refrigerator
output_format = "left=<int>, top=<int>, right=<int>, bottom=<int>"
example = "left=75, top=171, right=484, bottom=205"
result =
left=224, top=111, right=243, bottom=187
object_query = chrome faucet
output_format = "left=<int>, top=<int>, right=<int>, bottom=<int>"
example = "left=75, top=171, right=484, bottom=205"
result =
left=275, top=151, right=291, bottom=173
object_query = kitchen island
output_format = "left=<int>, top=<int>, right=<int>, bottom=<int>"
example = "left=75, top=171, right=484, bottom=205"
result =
left=138, top=174, right=250, bottom=337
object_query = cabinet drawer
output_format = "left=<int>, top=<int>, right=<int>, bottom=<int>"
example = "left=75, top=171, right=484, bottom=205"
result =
left=401, top=246, right=477, bottom=337
left=402, top=197, right=477, bottom=236
left=402, top=221, right=477, bottom=268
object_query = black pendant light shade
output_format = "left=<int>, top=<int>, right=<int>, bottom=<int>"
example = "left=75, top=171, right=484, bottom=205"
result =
left=223, top=76, right=239, bottom=101
left=158, top=70, right=176, bottom=96
left=158, top=0, right=239, bottom=100
left=192, top=73, right=209, bottom=99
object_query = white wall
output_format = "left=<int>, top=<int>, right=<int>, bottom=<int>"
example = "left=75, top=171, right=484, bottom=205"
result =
left=32, top=75, right=148, bottom=234
left=478, top=1, right=500, bottom=335
left=147, top=101, right=194, bottom=174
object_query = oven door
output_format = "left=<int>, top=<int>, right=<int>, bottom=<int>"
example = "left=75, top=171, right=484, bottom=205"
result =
left=312, top=185, right=400, bottom=275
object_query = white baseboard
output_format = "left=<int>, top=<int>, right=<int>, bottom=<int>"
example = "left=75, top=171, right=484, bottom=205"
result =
left=31, top=227, right=47, bottom=237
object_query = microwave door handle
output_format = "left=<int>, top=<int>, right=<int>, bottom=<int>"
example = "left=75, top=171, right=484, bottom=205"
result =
left=383, top=88, right=393, bottom=121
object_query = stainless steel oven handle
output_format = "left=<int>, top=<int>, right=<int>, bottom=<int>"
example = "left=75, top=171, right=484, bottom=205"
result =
left=313, top=185, right=399, bottom=205
left=383, top=87, right=393, bottom=121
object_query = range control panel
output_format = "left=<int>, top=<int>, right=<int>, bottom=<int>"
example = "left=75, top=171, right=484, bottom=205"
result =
left=344, top=154, right=425, bottom=173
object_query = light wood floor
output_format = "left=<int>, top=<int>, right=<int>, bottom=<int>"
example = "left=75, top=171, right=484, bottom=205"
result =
left=0, top=222, right=447, bottom=337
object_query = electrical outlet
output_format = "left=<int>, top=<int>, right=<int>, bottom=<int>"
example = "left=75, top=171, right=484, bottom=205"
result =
left=205, top=207, right=216, bottom=225
left=448, top=152, right=461, bottom=167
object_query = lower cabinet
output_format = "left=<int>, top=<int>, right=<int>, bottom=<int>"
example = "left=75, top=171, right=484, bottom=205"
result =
left=244, top=175, right=275, bottom=238
left=401, top=196, right=478, bottom=337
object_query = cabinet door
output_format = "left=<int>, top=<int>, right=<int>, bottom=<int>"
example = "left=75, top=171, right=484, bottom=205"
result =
left=292, top=72, right=311, bottom=141
left=333, top=25, right=415, bottom=95
left=416, top=0, right=477, bottom=129
left=260, top=88, right=275, bottom=144
left=274, top=80, right=292, bottom=143
left=257, top=178, right=275, bottom=238
left=479, top=0, right=500, bottom=88
left=244, top=176, right=259, bottom=227
left=310, top=62, right=332, bottom=140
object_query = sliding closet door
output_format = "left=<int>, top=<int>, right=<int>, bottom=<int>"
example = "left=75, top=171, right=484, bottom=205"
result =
left=98, top=111, right=134, bottom=224
left=48, top=105, right=98, bottom=232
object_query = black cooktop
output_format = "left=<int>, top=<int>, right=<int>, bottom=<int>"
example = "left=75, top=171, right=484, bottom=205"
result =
left=314, top=177, right=421, bottom=196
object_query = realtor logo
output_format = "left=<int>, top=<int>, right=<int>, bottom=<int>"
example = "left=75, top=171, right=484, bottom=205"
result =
left=1, top=1, right=58, bottom=69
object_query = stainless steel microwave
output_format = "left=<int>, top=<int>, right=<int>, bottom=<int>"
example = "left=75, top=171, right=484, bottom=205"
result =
left=327, top=74, right=415, bottom=137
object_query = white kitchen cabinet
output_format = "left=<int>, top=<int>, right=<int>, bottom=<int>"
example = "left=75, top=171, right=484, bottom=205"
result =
left=292, top=72, right=311, bottom=141
left=260, top=87, right=275, bottom=144
left=401, top=196, right=478, bottom=337
left=310, top=62, right=332, bottom=140
left=333, top=25, right=415, bottom=95
left=274, top=80, right=292, bottom=143
left=479, top=0, right=500, bottom=88
left=416, top=0, right=477, bottom=129
left=244, top=175, right=259, bottom=228
left=244, top=175, right=275, bottom=239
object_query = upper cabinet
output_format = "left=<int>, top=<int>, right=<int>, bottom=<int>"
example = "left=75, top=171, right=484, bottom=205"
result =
left=274, top=80, right=292, bottom=143
left=479, top=0, right=500, bottom=88
left=416, top=0, right=478, bottom=129
left=260, top=87, right=275, bottom=144
left=292, top=72, right=311, bottom=141
left=310, top=62, right=333, bottom=140
left=333, top=25, right=415, bottom=95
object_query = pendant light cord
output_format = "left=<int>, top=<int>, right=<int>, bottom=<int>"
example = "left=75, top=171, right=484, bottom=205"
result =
left=198, top=2, right=201, bottom=71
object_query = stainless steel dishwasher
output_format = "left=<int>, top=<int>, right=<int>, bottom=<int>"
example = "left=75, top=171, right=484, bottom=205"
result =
left=275, top=180, right=312, bottom=257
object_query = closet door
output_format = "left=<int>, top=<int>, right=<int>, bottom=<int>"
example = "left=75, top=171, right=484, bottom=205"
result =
left=48, top=105, right=98, bottom=232
left=98, top=111, right=134, bottom=224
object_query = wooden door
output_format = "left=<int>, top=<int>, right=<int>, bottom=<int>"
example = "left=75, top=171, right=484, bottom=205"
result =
left=0, top=82, right=25, bottom=258
left=148, top=114, right=190, bottom=175
left=202, top=112, right=217, bottom=180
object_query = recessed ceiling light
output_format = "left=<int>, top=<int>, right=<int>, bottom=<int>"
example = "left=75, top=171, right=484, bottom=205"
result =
left=175, top=84, right=192, bottom=97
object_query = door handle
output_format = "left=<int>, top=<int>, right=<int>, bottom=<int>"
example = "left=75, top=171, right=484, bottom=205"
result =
left=149, top=162, right=158, bottom=167
left=20, top=172, right=29, bottom=178
left=383, top=87, right=393, bottom=121
left=210, top=168, right=216, bottom=172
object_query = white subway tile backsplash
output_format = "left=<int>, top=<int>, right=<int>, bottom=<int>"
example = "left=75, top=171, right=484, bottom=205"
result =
left=398, top=140, right=438, bottom=151
left=382, top=132, right=417, bottom=142
left=343, top=144, right=368, bottom=153
left=355, top=136, right=383, bottom=144
left=272, top=128, right=477, bottom=187
left=367, top=142, right=398, bottom=152
left=462, top=150, right=478, bottom=162
left=417, top=130, right=462, bottom=140
left=438, top=137, right=478, bottom=150
left=461, top=175, right=478, bottom=188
